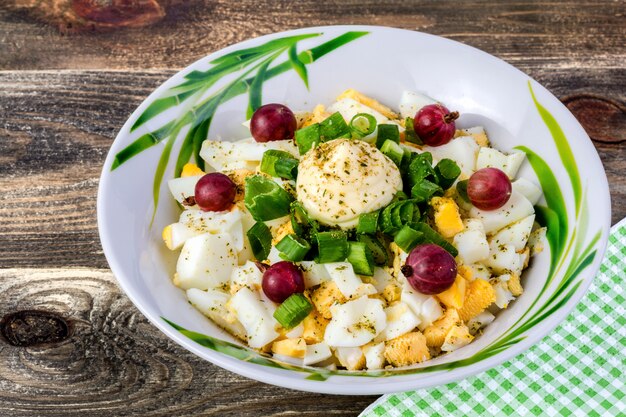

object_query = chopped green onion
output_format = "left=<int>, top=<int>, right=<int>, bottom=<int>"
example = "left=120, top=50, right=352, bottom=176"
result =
left=347, top=241, right=375, bottom=276
left=247, top=222, right=272, bottom=261
left=411, top=179, right=443, bottom=202
left=276, top=234, right=311, bottom=262
left=275, top=158, right=298, bottom=180
left=376, top=124, right=400, bottom=149
left=260, top=150, right=299, bottom=180
left=320, top=112, right=351, bottom=141
left=435, top=159, right=461, bottom=190
left=400, top=148, right=414, bottom=172
left=350, top=113, right=377, bottom=138
left=273, top=293, right=312, bottom=329
left=290, top=201, right=318, bottom=238
left=316, top=230, right=348, bottom=263
left=456, top=179, right=471, bottom=202
left=380, top=139, right=404, bottom=167
left=357, top=211, right=379, bottom=234
left=406, top=153, right=436, bottom=189
left=394, top=225, right=424, bottom=253
left=404, top=117, right=423, bottom=145
left=390, top=190, right=409, bottom=203
left=244, top=175, right=294, bottom=221
left=357, top=234, right=389, bottom=266
left=295, top=123, right=320, bottom=155
left=410, top=222, right=458, bottom=257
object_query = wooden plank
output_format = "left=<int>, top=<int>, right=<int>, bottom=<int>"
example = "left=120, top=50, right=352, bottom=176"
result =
left=1, top=1, right=624, bottom=70
left=0, top=70, right=624, bottom=270
left=0, top=268, right=376, bottom=416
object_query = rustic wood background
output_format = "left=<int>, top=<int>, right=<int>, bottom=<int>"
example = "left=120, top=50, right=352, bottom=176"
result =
left=0, top=1, right=624, bottom=416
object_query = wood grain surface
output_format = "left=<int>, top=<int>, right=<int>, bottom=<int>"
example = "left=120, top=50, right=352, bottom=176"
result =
left=0, top=1, right=624, bottom=416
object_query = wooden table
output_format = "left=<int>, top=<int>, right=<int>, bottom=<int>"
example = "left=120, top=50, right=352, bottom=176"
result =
left=0, top=1, right=624, bottom=415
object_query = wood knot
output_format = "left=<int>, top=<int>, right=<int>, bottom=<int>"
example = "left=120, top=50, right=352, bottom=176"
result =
left=562, top=94, right=625, bottom=143
left=1, top=310, right=70, bottom=347
left=71, top=0, right=164, bottom=26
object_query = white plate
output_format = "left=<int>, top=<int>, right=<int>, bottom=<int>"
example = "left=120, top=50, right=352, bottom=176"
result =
left=97, top=26, right=611, bottom=395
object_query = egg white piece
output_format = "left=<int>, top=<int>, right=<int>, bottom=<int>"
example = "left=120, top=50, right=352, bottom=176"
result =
left=179, top=209, right=244, bottom=251
left=371, top=267, right=395, bottom=293
left=272, top=353, right=304, bottom=366
left=490, top=214, right=535, bottom=251
left=303, top=342, right=333, bottom=366
left=492, top=281, right=515, bottom=309
left=470, top=191, right=535, bottom=234
left=401, top=284, right=443, bottom=330
left=164, top=222, right=201, bottom=250
left=465, top=263, right=491, bottom=281
left=200, top=139, right=298, bottom=171
left=176, top=233, right=238, bottom=290
left=378, top=302, right=421, bottom=341
left=398, top=90, right=437, bottom=119
left=230, top=261, right=263, bottom=291
left=468, top=311, right=496, bottom=335
left=285, top=324, right=304, bottom=339
left=324, top=296, right=386, bottom=347
left=453, top=219, right=490, bottom=264
left=299, top=261, right=331, bottom=288
left=168, top=175, right=203, bottom=204
left=483, top=241, right=523, bottom=275
left=333, top=346, right=365, bottom=370
left=423, top=136, right=479, bottom=177
left=325, top=262, right=376, bottom=299
left=476, top=147, right=526, bottom=179
left=186, top=288, right=246, bottom=339
left=363, top=342, right=386, bottom=370
left=512, top=178, right=543, bottom=205
left=229, top=287, right=279, bottom=348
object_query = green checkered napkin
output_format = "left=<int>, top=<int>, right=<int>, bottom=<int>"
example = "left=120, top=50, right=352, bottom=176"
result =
left=362, top=219, right=626, bottom=417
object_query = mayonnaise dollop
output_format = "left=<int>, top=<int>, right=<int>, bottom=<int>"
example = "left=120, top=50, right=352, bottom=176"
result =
left=296, top=139, right=402, bottom=229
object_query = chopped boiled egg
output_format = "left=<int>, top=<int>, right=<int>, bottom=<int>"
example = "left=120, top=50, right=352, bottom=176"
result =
left=470, top=191, right=535, bottom=234
left=186, top=288, right=246, bottom=340
left=458, top=278, right=496, bottom=322
left=168, top=175, right=203, bottom=204
left=467, top=311, right=496, bottom=335
left=324, top=296, right=386, bottom=347
left=431, top=197, right=465, bottom=238
left=423, top=136, right=479, bottom=177
left=299, top=261, right=331, bottom=288
left=362, top=342, right=386, bottom=370
left=337, top=89, right=398, bottom=119
left=378, top=302, right=421, bottom=341
left=181, top=163, right=205, bottom=177
left=441, top=324, right=474, bottom=352
left=398, top=90, right=437, bottom=119
left=303, top=342, right=333, bottom=366
left=325, top=262, right=376, bottom=299
left=176, top=233, right=238, bottom=290
left=384, top=332, right=430, bottom=367
left=230, top=261, right=263, bottom=293
left=490, top=214, right=535, bottom=251
left=272, top=337, right=306, bottom=358
left=453, top=219, right=490, bottom=264
left=229, top=287, right=279, bottom=348
left=476, top=147, right=526, bottom=179
left=200, top=138, right=298, bottom=171
left=512, top=178, right=543, bottom=205
left=436, top=275, right=467, bottom=310
left=334, top=346, right=366, bottom=370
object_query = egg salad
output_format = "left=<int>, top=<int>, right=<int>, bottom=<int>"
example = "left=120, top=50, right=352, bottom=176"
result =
left=162, top=89, right=546, bottom=370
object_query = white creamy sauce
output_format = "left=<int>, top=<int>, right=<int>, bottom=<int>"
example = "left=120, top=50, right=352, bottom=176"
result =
left=296, top=139, right=402, bottom=228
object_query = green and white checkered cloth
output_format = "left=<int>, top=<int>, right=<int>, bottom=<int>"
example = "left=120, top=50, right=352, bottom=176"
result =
left=362, top=219, right=626, bottom=417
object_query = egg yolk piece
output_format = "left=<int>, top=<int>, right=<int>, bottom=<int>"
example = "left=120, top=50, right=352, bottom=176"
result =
left=296, top=139, right=403, bottom=229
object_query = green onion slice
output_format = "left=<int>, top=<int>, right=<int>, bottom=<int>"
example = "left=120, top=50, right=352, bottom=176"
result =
left=260, top=149, right=299, bottom=180
left=394, top=225, right=424, bottom=253
left=273, top=293, right=312, bottom=329
left=276, top=234, right=311, bottom=262
left=410, top=222, right=458, bottom=257
left=316, top=230, right=348, bottom=263
left=435, top=159, right=461, bottom=190
left=404, top=117, right=423, bottom=145
left=247, top=222, right=272, bottom=261
left=356, top=211, right=379, bottom=234
left=295, top=123, right=320, bottom=155
left=376, top=124, right=400, bottom=149
left=411, top=179, right=443, bottom=202
left=357, top=234, right=389, bottom=266
left=380, top=139, right=404, bottom=167
left=244, top=175, right=294, bottom=221
left=350, top=113, right=377, bottom=139
left=320, top=112, right=351, bottom=141
left=347, top=241, right=375, bottom=276
left=456, top=179, right=471, bottom=202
